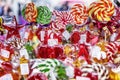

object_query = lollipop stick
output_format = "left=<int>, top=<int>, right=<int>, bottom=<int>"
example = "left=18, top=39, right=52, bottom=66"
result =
left=105, top=32, right=106, bottom=42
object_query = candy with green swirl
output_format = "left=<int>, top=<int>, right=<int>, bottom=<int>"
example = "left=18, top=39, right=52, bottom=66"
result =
left=36, top=6, right=52, bottom=25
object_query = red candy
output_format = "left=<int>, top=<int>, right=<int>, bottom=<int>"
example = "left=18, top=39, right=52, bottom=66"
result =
left=28, top=73, right=48, bottom=80
left=70, top=31, right=80, bottom=44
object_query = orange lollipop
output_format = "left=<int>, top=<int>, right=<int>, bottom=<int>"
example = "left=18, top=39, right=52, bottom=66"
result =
left=25, top=3, right=37, bottom=22
left=71, top=4, right=88, bottom=25
left=88, top=0, right=115, bottom=22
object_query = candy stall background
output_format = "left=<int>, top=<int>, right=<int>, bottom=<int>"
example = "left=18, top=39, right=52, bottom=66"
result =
left=0, top=0, right=120, bottom=80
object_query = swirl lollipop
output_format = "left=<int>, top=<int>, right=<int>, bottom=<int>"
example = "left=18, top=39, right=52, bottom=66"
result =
left=88, top=0, right=115, bottom=22
left=25, top=3, right=37, bottom=22
left=52, top=10, right=74, bottom=31
left=71, top=4, right=88, bottom=25
left=36, top=6, right=52, bottom=25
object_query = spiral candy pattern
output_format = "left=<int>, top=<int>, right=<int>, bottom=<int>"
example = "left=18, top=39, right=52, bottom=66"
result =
left=81, top=63, right=109, bottom=80
left=52, top=11, right=74, bottom=30
left=88, top=0, right=115, bottom=22
left=36, top=6, right=52, bottom=25
left=71, top=4, right=88, bottom=25
left=25, top=3, right=37, bottom=22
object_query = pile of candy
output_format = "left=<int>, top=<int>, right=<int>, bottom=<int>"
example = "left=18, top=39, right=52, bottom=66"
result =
left=0, top=0, right=120, bottom=80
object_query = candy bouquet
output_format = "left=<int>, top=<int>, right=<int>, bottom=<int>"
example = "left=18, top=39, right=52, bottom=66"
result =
left=0, top=0, right=120, bottom=80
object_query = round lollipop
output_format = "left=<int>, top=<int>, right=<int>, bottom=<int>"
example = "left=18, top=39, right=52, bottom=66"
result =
left=25, top=2, right=37, bottom=22
left=36, top=6, right=52, bottom=25
left=88, top=0, right=115, bottom=22
left=52, top=10, right=74, bottom=31
left=70, top=4, right=88, bottom=25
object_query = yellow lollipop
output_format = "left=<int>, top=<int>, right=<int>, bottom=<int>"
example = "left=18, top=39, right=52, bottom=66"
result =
left=88, top=0, right=115, bottom=22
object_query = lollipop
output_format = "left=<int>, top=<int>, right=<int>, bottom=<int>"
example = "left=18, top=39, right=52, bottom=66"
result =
left=52, top=11, right=74, bottom=31
left=88, top=0, right=115, bottom=22
left=71, top=4, right=88, bottom=25
left=36, top=59, right=61, bottom=77
left=36, top=6, right=52, bottom=25
left=106, top=42, right=118, bottom=62
left=25, top=3, right=37, bottom=22
left=81, top=63, right=109, bottom=80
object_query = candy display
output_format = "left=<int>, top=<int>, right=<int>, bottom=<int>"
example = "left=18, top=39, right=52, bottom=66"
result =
left=1, top=1, right=120, bottom=80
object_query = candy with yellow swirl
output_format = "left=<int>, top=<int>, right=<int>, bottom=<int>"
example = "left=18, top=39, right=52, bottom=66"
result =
left=25, top=3, right=37, bottom=22
left=88, top=0, right=115, bottom=22
left=71, top=4, right=88, bottom=25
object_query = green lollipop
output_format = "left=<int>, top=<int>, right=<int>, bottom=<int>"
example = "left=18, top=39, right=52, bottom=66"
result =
left=36, top=6, right=52, bottom=25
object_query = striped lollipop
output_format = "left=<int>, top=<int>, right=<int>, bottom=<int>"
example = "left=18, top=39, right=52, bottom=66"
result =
left=88, top=0, right=115, bottom=22
left=25, top=3, right=37, bottom=22
left=71, top=4, right=88, bottom=25
left=36, top=59, right=61, bottom=75
left=105, top=42, right=118, bottom=63
left=81, top=63, right=109, bottom=80
left=52, top=11, right=74, bottom=31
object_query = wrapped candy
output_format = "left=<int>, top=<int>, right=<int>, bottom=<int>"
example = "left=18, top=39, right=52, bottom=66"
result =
left=25, top=3, right=37, bottom=22
left=64, top=44, right=79, bottom=59
left=36, top=46, right=51, bottom=58
left=88, top=0, right=115, bottom=22
left=36, top=6, right=52, bottom=25
left=86, top=31, right=98, bottom=45
left=70, top=31, right=80, bottom=44
left=20, top=56, right=29, bottom=78
left=6, top=37, right=25, bottom=50
left=0, top=45, right=14, bottom=61
left=25, top=42, right=35, bottom=59
left=71, top=4, right=88, bottom=25
left=2, top=16, right=24, bottom=39
left=36, top=45, right=64, bottom=59
left=89, top=45, right=107, bottom=62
